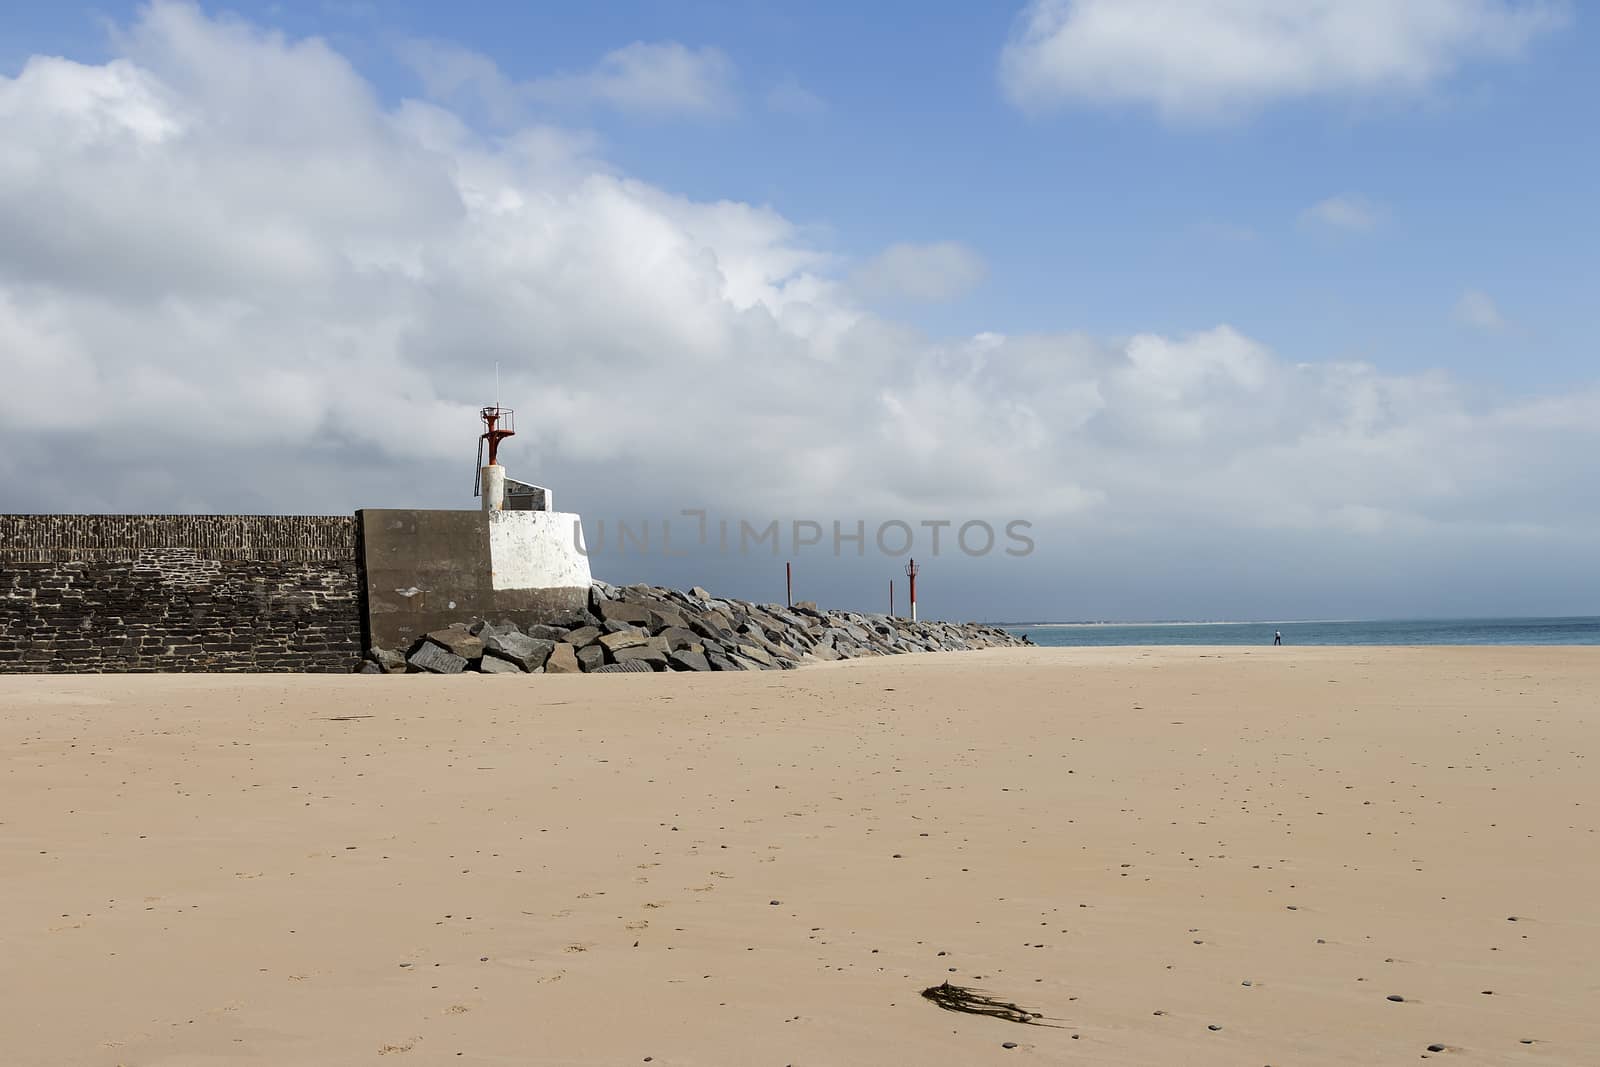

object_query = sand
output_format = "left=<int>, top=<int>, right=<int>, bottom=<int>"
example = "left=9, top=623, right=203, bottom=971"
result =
left=2, top=646, right=1597, bottom=1065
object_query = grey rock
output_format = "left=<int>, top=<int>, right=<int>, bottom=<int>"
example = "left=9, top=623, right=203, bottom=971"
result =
left=408, top=642, right=468, bottom=675
left=591, top=660, right=655, bottom=673
left=544, top=642, right=581, bottom=675
left=596, top=600, right=653, bottom=626
left=478, top=655, right=524, bottom=675
left=368, top=647, right=407, bottom=673
left=563, top=625, right=603, bottom=649
left=658, top=626, right=698, bottom=651
left=647, top=607, right=689, bottom=633
left=708, top=653, right=742, bottom=671
left=599, top=629, right=650, bottom=653
left=425, top=628, right=485, bottom=661
left=611, top=646, right=668, bottom=669
left=668, top=650, right=712, bottom=672
left=484, top=633, right=554, bottom=672
left=737, top=644, right=776, bottom=667
left=577, top=644, right=605, bottom=672
left=524, top=624, right=570, bottom=642
left=356, top=660, right=383, bottom=674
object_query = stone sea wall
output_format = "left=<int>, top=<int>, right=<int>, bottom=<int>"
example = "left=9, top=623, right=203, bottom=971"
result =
left=0, top=515, right=361, bottom=673
left=363, top=580, right=1030, bottom=676
left=1, top=514, right=1026, bottom=675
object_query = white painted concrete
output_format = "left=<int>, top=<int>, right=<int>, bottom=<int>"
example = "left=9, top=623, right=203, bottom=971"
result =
left=487, top=510, right=591, bottom=591
left=480, top=465, right=506, bottom=512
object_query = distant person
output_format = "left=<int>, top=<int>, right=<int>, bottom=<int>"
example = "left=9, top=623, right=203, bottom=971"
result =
left=1274, top=630, right=1283, bottom=646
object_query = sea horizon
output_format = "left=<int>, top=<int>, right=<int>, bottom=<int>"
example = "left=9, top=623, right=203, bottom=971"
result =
left=997, top=615, right=1600, bottom=647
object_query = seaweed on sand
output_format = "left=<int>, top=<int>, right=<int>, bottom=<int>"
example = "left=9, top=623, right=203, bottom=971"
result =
left=920, top=982, right=1058, bottom=1026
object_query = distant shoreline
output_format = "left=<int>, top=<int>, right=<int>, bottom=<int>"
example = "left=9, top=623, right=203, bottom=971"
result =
left=997, top=614, right=1599, bottom=629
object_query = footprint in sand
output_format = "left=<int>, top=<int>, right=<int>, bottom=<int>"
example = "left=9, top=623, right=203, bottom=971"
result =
left=378, top=1037, right=417, bottom=1055
left=443, top=1005, right=470, bottom=1015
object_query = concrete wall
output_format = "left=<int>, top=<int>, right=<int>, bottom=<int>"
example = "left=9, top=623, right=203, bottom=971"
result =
left=0, top=515, right=361, bottom=673
left=359, top=509, right=590, bottom=651
left=487, top=511, right=589, bottom=589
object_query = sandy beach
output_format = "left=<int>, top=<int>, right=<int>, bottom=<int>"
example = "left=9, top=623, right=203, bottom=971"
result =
left=3, top=646, right=1597, bottom=1065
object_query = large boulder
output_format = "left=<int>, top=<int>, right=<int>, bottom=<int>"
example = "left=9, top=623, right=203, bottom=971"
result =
left=596, top=600, right=652, bottom=626
left=668, top=650, right=712, bottom=672
left=647, top=606, right=689, bottom=633
left=544, top=643, right=581, bottom=675
left=599, top=629, right=650, bottom=653
left=577, top=644, right=605, bottom=672
left=484, top=633, right=554, bottom=672
left=658, top=626, right=698, bottom=651
left=611, top=646, right=668, bottom=669
left=524, top=623, right=571, bottom=642
left=591, top=660, right=655, bottom=674
left=478, top=655, right=524, bottom=675
left=425, top=628, right=485, bottom=662
left=470, top=618, right=520, bottom=640
left=736, top=644, right=776, bottom=667
left=368, top=647, right=407, bottom=674
left=563, top=625, right=603, bottom=649
left=408, top=642, right=468, bottom=675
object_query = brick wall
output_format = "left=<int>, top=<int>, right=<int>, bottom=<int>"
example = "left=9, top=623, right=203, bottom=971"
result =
left=0, top=515, right=361, bottom=673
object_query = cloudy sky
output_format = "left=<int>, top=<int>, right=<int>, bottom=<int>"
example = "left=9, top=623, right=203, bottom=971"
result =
left=2, top=1, right=1595, bottom=621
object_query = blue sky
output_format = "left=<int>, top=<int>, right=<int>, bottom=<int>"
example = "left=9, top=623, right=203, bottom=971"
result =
left=1, top=2, right=1595, bottom=619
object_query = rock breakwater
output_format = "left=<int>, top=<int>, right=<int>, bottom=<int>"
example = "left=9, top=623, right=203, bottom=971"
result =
left=360, top=581, right=1029, bottom=675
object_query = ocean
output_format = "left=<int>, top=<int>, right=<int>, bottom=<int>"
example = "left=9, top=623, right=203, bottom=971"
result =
left=1002, top=616, right=1600, bottom=647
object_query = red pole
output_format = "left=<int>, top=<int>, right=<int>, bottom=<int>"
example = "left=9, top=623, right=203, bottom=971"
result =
left=905, top=558, right=919, bottom=622
left=786, top=561, right=792, bottom=607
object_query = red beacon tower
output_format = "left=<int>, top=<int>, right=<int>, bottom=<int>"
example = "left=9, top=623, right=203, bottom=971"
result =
left=474, top=404, right=515, bottom=509
left=479, top=404, right=515, bottom=467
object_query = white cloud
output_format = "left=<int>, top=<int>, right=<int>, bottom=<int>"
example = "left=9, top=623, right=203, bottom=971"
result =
left=1000, top=0, right=1570, bottom=121
left=1302, top=193, right=1380, bottom=232
left=852, top=242, right=987, bottom=304
left=1455, top=288, right=1507, bottom=330
left=399, top=38, right=736, bottom=121
left=1, top=1, right=1596, bottom=606
left=767, top=76, right=825, bottom=118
